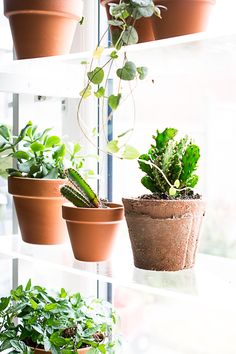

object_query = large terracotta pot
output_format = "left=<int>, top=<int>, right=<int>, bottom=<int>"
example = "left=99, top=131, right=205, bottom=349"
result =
left=62, top=202, right=124, bottom=262
left=100, top=0, right=156, bottom=43
left=152, top=0, right=216, bottom=40
left=122, top=198, right=205, bottom=271
left=34, top=347, right=89, bottom=354
left=4, top=0, right=84, bottom=59
left=8, top=177, right=67, bottom=245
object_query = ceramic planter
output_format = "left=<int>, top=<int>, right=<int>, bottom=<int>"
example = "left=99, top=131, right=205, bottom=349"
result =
left=34, top=347, right=89, bottom=354
left=152, top=0, right=216, bottom=40
left=4, top=0, right=84, bottom=59
left=8, top=177, right=67, bottom=245
left=100, top=0, right=156, bottom=43
left=122, top=198, right=205, bottom=271
left=62, top=202, right=124, bottom=262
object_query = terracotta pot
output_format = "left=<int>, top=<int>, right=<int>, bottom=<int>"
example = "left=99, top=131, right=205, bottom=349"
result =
left=4, top=0, right=84, bottom=59
left=122, top=198, right=205, bottom=271
left=100, top=0, right=156, bottom=43
left=34, top=347, right=89, bottom=354
left=62, top=202, right=124, bottom=262
left=152, top=0, right=216, bottom=40
left=8, top=177, right=67, bottom=245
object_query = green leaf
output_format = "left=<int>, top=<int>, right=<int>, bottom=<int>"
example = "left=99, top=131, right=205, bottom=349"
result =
left=107, top=140, right=119, bottom=154
left=110, top=50, right=119, bottom=59
left=174, top=179, right=180, bottom=188
left=87, top=67, right=104, bottom=85
left=136, top=4, right=154, bottom=17
left=0, top=125, right=10, bottom=141
left=80, top=85, right=92, bottom=99
left=45, top=303, right=57, bottom=311
left=108, top=19, right=124, bottom=26
left=25, top=279, right=31, bottom=291
left=136, top=66, right=148, bottom=80
left=50, top=332, right=67, bottom=347
left=0, top=297, right=10, bottom=312
left=30, top=142, right=45, bottom=152
left=138, top=154, right=152, bottom=175
left=141, top=176, right=157, bottom=193
left=30, top=298, right=38, bottom=310
left=59, top=288, right=67, bottom=298
left=94, top=87, right=105, bottom=98
left=169, top=187, right=177, bottom=196
left=13, top=150, right=30, bottom=160
left=108, top=94, right=121, bottom=110
left=186, top=174, right=199, bottom=188
left=180, top=144, right=200, bottom=182
left=43, top=167, right=58, bottom=180
left=155, top=128, right=178, bottom=150
left=122, top=26, right=138, bottom=45
left=53, top=144, right=66, bottom=160
left=122, top=145, right=140, bottom=160
left=45, top=136, right=61, bottom=148
left=117, top=61, right=137, bottom=81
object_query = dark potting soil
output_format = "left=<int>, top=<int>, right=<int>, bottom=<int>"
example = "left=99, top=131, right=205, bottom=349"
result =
left=139, top=190, right=201, bottom=201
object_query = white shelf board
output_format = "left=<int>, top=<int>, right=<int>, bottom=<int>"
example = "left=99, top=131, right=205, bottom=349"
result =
left=0, top=31, right=236, bottom=97
left=0, top=234, right=236, bottom=307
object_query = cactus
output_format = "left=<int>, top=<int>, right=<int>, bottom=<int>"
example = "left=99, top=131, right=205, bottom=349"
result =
left=61, top=168, right=101, bottom=208
left=138, top=128, right=200, bottom=197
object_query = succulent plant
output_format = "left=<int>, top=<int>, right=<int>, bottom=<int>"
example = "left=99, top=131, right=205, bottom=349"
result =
left=61, top=168, right=103, bottom=208
left=138, top=128, right=200, bottom=197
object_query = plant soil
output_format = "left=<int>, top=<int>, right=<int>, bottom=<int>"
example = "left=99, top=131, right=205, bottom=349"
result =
left=139, top=191, right=201, bottom=200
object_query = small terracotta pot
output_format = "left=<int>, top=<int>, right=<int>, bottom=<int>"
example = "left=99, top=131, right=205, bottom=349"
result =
left=122, top=198, right=205, bottom=271
left=100, top=0, right=156, bottom=43
left=8, top=177, right=67, bottom=245
left=4, top=0, right=84, bottom=59
left=62, top=202, right=124, bottom=262
left=34, top=347, right=89, bottom=354
left=152, top=0, right=215, bottom=40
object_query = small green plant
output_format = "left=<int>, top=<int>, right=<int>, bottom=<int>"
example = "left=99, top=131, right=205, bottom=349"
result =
left=0, top=280, right=118, bottom=353
left=138, top=128, right=200, bottom=197
left=78, top=0, right=164, bottom=160
left=61, top=168, right=104, bottom=208
left=0, top=122, right=93, bottom=179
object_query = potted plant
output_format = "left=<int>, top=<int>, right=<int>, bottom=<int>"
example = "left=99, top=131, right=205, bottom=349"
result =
left=61, top=168, right=124, bottom=262
left=3, top=0, right=84, bottom=59
left=122, top=128, right=205, bottom=271
left=100, top=0, right=164, bottom=44
left=151, top=0, right=216, bottom=40
left=0, top=280, right=118, bottom=353
left=0, top=121, right=90, bottom=245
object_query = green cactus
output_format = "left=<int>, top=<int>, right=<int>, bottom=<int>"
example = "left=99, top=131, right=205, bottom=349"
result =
left=61, top=168, right=101, bottom=208
left=138, top=128, right=200, bottom=197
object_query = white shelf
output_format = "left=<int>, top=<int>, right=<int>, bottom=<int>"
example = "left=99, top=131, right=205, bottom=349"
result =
left=0, top=235, right=236, bottom=307
left=0, top=32, right=236, bottom=97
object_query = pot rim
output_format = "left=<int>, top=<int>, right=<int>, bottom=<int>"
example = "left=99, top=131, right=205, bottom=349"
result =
left=122, top=197, right=205, bottom=203
left=62, top=201, right=124, bottom=210
left=8, top=176, right=66, bottom=182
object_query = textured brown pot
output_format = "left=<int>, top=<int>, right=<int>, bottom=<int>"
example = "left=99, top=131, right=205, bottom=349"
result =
left=34, top=347, right=89, bottom=354
left=100, top=0, right=156, bottom=43
left=122, top=198, right=205, bottom=271
left=62, top=202, right=124, bottom=262
left=8, top=177, right=67, bottom=245
left=152, top=0, right=215, bottom=40
left=4, top=0, right=84, bottom=59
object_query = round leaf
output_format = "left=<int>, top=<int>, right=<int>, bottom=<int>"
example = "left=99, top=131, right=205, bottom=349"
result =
left=30, top=142, right=45, bottom=152
left=87, top=67, right=104, bottom=85
left=107, top=140, right=120, bottom=154
left=122, top=26, right=138, bottom=45
left=45, top=136, right=61, bottom=148
left=117, top=61, right=137, bottom=81
left=122, top=145, right=140, bottom=160
left=169, top=187, right=177, bottom=196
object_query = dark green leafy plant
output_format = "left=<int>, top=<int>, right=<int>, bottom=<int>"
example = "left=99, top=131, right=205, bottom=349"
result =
left=0, top=122, right=93, bottom=179
left=78, top=0, right=164, bottom=160
left=138, top=128, right=200, bottom=197
left=61, top=168, right=104, bottom=208
left=0, top=280, right=118, bottom=354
